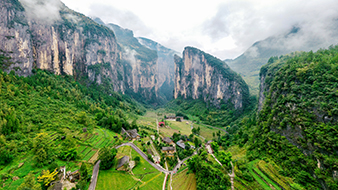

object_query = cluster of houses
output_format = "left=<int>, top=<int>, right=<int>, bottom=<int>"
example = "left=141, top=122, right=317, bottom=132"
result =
left=161, top=137, right=176, bottom=154
left=121, top=128, right=140, bottom=140
left=160, top=136, right=195, bottom=155
left=165, top=116, right=184, bottom=122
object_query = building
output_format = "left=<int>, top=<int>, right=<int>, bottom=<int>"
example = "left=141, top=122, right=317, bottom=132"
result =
left=166, top=116, right=176, bottom=120
left=162, top=147, right=176, bottom=154
left=60, top=166, right=66, bottom=180
left=176, top=140, right=186, bottom=149
left=116, top=156, right=130, bottom=171
left=176, top=116, right=184, bottom=122
left=162, top=137, right=174, bottom=145
left=158, top=122, right=165, bottom=127
left=121, top=128, right=140, bottom=140
left=165, top=116, right=184, bottom=121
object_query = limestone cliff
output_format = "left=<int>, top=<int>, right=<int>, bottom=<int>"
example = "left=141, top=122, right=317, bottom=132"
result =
left=0, top=0, right=158, bottom=102
left=104, top=23, right=158, bottom=103
left=137, top=37, right=178, bottom=102
left=174, top=47, right=250, bottom=110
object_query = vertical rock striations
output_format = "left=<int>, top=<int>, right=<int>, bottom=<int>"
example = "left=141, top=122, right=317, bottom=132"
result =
left=105, top=23, right=158, bottom=104
left=174, top=47, right=250, bottom=110
left=0, top=0, right=159, bottom=103
left=137, top=37, right=178, bottom=102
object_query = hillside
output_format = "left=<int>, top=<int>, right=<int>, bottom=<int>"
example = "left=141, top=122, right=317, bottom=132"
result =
left=0, top=58, right=145, bottom=189
left=227, top=24, right=338, bottom=95
left=248, top=46, right=338, bottom=189
left=0, top=0, right=160, bottom=105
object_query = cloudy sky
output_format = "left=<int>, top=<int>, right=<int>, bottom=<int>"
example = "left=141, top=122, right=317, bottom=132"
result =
left=60, top=0, right=338, bottom=59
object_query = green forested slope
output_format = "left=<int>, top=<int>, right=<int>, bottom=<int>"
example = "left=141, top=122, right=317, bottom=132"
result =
left=248, top=46, right=338, bottom=189
left=0, top=51, right=145, bottom=189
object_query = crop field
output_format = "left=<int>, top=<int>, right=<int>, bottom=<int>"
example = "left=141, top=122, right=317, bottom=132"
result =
left=83, top=150, right=98, bottom=161
left=257, top=160, right=294, bottom=190
left=172, top=168, right=196, bottom=190
left=247, top=160, right=281, bottom=190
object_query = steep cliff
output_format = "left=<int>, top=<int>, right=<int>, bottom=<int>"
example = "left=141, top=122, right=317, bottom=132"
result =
left=174, top=47, right=250, bottom=110
left=104, top=23, right=158, bottom=104
left=137, top=37, right=178, bottom=102
left=0, top=0, right=158, bottom=103
left=255, top=47, right=338, bottom=189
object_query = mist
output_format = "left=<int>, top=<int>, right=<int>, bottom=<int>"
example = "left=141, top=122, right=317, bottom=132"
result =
left=19, top=0, right=62, bottom=23
left=203, top=0, right=338, bottom=58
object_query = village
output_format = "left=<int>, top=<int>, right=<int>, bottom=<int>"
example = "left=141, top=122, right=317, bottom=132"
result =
left=31, top=112, right=226, bottom=190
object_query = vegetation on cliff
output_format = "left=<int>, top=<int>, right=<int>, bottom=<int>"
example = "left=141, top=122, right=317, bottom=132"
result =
left=246, top=46, right=338, bottom=189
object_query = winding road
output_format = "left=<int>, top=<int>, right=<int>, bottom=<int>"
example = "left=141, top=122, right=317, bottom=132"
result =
left=115, top=142, right=198, bottom=174
left=116, top=143, right=168, bottom=173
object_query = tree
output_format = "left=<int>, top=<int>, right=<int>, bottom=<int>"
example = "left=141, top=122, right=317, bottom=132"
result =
left=0, top=148, right=13, bottom=165
left=134, top=156, right=140, bottom=165
left=218, top=151, right=232, bottom=167
left=99, top=147, right=117, bottom=170
left=194, top=137, right=200, bottom=148
left=76, top=111, right=88, bottom=126
left=37, top=169, right=58, bottom=187
left=1, top=109, right=20, bottom=135
left=187, top=155, right=201, bottom=173
left=211, top=142, right=219, bottom=153
left=59, top=148, right=77, bottom=161
left=17, top=172, right=41, bottom=190
left=79, top=162, right=88, bottom=181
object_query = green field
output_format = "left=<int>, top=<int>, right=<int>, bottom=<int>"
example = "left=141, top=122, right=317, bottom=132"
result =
left=96, top=170, right=137, bottom=190
left=97, top=144, right=164, bottom=190
left=247, top=160, right=280, bottom=190
left=172, top=168, right=196, bottom=190
left=159, top=119, right=225, bottom=141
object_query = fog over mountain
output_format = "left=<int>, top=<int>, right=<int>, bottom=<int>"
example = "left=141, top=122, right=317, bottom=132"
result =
left=62, top=0, right=338, bottom=60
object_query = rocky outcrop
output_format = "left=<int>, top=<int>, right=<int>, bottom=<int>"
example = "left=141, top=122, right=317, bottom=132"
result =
left=137, top=37, right=178, bottom=102
left=174, top=47, right=250, bottom=110
left=0, top=0, right=158, bottom=102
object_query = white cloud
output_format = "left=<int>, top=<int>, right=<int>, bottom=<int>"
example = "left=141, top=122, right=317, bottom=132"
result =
left=20, top=0, right=62, bottom=24
left=61, top=0, right=338, bottom=59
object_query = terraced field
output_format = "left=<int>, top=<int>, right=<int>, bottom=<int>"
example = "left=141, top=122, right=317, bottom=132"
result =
left=172, top=168, right=197, bottom=190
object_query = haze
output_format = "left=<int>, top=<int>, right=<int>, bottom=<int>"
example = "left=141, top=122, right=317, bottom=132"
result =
left=60, top=0, right=338, bottom=60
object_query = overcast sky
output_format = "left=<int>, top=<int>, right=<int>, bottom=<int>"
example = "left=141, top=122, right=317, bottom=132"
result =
left=60, top=0, right=338, bottom=59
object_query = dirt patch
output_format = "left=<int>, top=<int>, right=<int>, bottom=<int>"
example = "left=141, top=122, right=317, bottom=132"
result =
left=62, top=180, right=76, bottom=190
left=18, top=163, right=24, bottom=168
left=88, top=150, right=99, bottom=164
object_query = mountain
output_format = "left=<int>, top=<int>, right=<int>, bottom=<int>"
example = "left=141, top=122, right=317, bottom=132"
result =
left=251, top=47, right=338, bottom=189
left=103, top=23, right=159, bottom=105
left=137, top=37, right=178, bottom=102
left=93, top=18, right=178, bottom=104
left=227, top=25, right=338, bottom=95
left=174, top=47, right=250, bottom=110
left=0, top=0, right=158, bottom=104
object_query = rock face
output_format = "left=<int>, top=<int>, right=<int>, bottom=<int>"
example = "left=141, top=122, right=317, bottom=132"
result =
left=0, top=0, right=157, bottom=102
left=137, top=37, right=178, bottom=102
left=174, top=47, right=249, bottom=110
